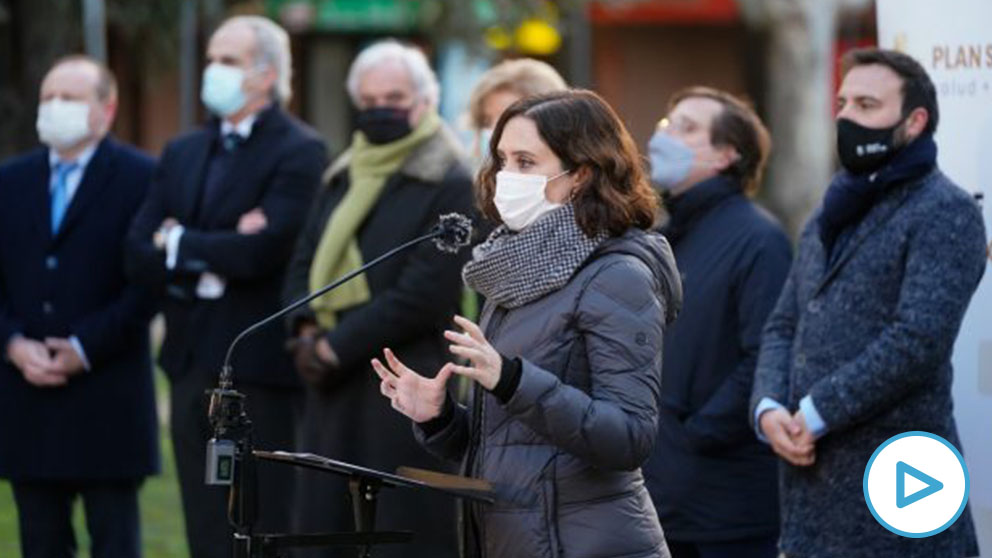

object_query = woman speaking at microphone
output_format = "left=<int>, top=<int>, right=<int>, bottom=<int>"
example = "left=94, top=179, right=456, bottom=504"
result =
left=372, top=89, right=683, bottom=558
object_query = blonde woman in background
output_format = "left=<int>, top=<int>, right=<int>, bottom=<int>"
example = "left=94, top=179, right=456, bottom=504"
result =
left=465, top=58, right=566, bottom=168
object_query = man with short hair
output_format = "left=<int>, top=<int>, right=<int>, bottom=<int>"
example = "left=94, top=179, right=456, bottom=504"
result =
left=644, top=87, right=790, bottom=558
left=751, top=48, right=983, bottom=557
left=127, top=15, right=326, bottom=558
left=0, top=55, right=158, bottom=558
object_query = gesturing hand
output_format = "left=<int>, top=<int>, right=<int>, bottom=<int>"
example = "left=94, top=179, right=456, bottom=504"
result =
left=372, top=348, right=453, bottom=423
left=759, top=408, right=816, bottom=467
left=443, top=315, right=502, bottom=391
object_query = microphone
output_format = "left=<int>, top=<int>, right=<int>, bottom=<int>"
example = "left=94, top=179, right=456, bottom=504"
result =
left=216, top=212, right=474, bottom=388
left=206, top=212, right=474, bottom=488
left=204, top=215, right=474, bottom=558
left=432, top=212, right=473, bottom=254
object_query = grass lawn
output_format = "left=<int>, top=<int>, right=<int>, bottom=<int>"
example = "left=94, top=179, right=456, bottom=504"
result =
left=0, top=371, right=188, bottom=557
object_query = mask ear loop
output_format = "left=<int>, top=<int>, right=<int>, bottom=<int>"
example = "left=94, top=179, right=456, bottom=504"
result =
left=550, top=169, right=577, bottom=201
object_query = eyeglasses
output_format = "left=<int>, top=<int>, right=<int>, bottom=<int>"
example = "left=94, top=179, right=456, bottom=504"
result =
left=655, top=116, right=695, bottom=135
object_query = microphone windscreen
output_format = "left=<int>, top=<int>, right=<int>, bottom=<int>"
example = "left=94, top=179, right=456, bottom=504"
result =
left=433, top=213, right=473, bottom=253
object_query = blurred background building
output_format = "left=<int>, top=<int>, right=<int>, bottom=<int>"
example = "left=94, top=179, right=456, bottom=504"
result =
left=0, top=2, right=990, bottom=557
left=0, top=0, right=877, bottom=234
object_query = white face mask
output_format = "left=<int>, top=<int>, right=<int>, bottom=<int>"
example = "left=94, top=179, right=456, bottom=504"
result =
left=201, top=63, right=247, bottom=117
left=36, top=99, right=92, bottom=150
left=494, top=169, right=570, bottom=231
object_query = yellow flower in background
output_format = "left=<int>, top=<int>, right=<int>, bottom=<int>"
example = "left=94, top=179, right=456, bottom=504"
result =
left=514, top=17, right=561, bottom=56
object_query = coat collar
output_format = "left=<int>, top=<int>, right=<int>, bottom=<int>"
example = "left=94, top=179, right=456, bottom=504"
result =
left=200, top=105, right=288, bottom=222
left=812, top=168, right=935, bottom=295
left=323, top=121, right=466, bottom=186
left=182, top=105, right=289, bottom=224
left=30, top=137, right=117, bottom=245
left=53, top=137, right=116, bottom=243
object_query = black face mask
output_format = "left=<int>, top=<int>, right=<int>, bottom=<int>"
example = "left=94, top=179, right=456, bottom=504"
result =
left=836, top=117, right=907, bottom=175
left=356, top=107, right=412, bottom=145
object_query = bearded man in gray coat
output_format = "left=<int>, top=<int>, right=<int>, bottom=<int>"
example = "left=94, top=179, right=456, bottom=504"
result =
left=751, top=48, right=984, bottom=558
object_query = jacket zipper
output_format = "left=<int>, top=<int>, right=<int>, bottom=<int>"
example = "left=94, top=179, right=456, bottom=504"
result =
left=465, top=304, right=508, bottom=558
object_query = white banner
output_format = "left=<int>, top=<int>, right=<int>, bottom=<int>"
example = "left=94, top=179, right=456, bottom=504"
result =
left=877, top=0, right=992, bottom=554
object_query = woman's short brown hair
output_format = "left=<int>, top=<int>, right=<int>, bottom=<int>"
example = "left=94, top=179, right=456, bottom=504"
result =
left=478, top=89, right=658, bottom=237
left=668, top=86, right=771, bottom=196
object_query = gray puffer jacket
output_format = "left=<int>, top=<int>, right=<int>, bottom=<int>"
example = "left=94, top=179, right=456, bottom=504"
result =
left=416, top=229, right=683, bottom=558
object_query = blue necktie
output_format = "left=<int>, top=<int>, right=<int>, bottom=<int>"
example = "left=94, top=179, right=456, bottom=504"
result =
left=222, top=132, right=244, bottom=152
left=51, top=161, right=78, bottom=234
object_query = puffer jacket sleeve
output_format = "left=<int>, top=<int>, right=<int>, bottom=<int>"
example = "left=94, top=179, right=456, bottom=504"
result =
left=501, top=255, right=667, bottom=471
left=413, top=400, right=472, bottom=464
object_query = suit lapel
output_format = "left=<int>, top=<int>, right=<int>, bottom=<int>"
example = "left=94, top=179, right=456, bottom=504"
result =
left=179, top=130, right=215, bottom=223
left=200, top=108, right=285, bottom=226
left=53, top=138, right=115, bottom=243
left=27, top=150, right=53, bottom=242
left=814, top=183, right=917, bottom=295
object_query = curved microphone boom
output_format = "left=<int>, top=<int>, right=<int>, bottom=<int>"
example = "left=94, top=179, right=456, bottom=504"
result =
left=217, top=212, right=474, bottom=388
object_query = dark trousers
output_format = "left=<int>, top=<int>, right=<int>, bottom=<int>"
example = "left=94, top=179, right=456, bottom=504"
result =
left=11, top=479, right=141, bottom=558
left=667, top=536, right=779, bottom=558
left=170, top=367, right=301, bottom=558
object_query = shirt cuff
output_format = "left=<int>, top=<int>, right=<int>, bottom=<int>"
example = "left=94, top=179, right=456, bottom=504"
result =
left=165, top=225, right=185, bottom=270
left=69, top=335, right=91, bottom=372
left=799, top=394, right=828, bottom=439
left=754, top=397, right=786, bottom=443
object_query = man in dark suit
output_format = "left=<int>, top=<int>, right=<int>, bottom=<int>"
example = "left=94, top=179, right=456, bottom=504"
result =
left=0, top=56, right=158, bottom=558
left=126, top=15, right=326, bottom=558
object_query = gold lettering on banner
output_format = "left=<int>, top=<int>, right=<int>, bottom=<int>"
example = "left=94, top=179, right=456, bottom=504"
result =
left=932, top=44, right=992, bottom=70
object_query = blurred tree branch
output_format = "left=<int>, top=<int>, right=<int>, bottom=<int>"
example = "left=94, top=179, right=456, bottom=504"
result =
left=739, top=0, right=871, bottom=237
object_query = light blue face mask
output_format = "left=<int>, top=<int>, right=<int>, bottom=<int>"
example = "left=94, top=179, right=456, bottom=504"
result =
left=648, top=132, right=695, bottom=192
left=201, top=63, right=247, bottom=117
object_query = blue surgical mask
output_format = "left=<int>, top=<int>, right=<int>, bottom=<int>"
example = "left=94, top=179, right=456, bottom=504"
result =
left=201, top=63, right=247, bottom=117
left=648, top=132, right=695, bottom=192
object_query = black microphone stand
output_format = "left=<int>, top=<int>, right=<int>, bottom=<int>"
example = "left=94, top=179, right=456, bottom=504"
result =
left=206, top=228, right=453, bottom=558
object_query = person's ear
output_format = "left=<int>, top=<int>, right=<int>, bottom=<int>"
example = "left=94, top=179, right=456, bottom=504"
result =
left=102, top=99, right=118, bottom=132
left=247, top=64, right=276, bottom=98
left=92, top=97, right=117, bottom=135
left=903, top=106, right=929, bottom=140
left=408, top=96, right=429, bottom=127
left=714, top=145, right=740, bottom=173
left=568, top=165, right=593, bottom=197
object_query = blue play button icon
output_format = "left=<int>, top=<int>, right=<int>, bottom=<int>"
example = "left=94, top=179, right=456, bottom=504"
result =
left=896, top=461, right=944, bottom=508
left=865, top=431, right=970, bottom=538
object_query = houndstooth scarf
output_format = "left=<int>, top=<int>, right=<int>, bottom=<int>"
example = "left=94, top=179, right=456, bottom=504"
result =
left=463, top=204, right=607, bottom=308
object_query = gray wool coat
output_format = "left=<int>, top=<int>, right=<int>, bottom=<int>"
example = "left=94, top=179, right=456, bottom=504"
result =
left=416, top=229, right=684, bottom=558
left=750, top=168, right=985, bottom=558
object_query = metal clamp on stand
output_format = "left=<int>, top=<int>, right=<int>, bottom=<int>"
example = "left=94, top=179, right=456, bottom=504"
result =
left=206, top=380, right=261, bottom=557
